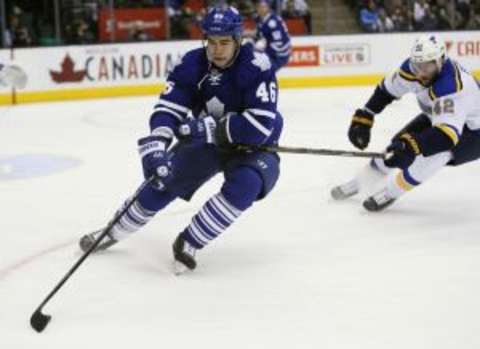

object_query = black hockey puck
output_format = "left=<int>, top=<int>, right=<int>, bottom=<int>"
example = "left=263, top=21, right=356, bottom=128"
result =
left=30, top=310, right=51, bottom=333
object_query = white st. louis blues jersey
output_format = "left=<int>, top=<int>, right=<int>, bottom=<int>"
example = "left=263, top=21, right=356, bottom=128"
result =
left=383, top=58, right=480, bottom=144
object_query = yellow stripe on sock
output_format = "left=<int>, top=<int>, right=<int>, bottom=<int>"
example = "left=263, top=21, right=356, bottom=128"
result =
left=396, top=172, right=415, bottom=191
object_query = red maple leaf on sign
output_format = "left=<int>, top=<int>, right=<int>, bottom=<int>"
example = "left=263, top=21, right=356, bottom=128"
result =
left=50, top=54, right=87, bottom=83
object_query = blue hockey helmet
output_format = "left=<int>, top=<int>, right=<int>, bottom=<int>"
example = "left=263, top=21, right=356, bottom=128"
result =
left=201, top=6, right=243, bottom=40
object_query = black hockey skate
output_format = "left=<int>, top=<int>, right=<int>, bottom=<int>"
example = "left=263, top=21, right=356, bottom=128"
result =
left=363, top=189, right=396, bottom=212
left=79, top=229, right=118, bottom=253
left=172, top=234, right=197, bottom=274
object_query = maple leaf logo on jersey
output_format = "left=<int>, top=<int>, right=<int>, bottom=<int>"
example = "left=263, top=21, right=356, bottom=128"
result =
left=50, top=54, right=86, bottom=83
left=252, top=52, right=272, bottom=72
left=206, top=97, right=225, bottom=119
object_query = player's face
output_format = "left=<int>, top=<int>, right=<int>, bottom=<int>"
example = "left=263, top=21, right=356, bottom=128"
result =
left=256, top=3, right=270, bottom=17
left=206, top=36, right=237, bottom=68
left=411, top=60, right=439, bottom=84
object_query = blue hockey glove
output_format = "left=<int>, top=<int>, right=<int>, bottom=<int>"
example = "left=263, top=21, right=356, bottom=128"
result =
left=138, top=135, right=173, bottom=190
left=384, top=133, right=421, bottom=170
left=178, top=116, right=218, bottom=144
left=178, top=116, right=230, bottom=147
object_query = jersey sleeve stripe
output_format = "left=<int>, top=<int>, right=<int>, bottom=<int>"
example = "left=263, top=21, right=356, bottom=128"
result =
left=153, top=107, right=185, bottom=122
left=226, top=116, right=233, bottom=143
left=399, top=69, right=428, bottom=87
left=428, top=87, right=437, bottom=101
left=453, top=63, right=464, bottom=92
left=435, top=124, right=460, bottom=145
left=398, top=69, right=417, bottom=81
left=151, top=126, right=175, bottom=139
left=277, top=51, right=292, bottom=57
left=242, top=111, right=272, bottom=137
left=156, top=99, right=190, bottom=114
left=247, top=108, right=276, bottom=119
left=270, top=42, right=291, bottom=51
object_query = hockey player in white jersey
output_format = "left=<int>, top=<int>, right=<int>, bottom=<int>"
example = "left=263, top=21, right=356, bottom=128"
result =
left=331, top=34, right=480, bottom=211
left=0, top=63, right=27, bottom=89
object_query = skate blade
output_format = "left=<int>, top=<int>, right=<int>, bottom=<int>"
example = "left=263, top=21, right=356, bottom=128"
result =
left=331, top=186, right=358, bottom=201
left=173, top=261, right=190, bottom=276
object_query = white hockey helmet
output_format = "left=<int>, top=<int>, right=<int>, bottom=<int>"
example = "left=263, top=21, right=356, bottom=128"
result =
left=410, top=34, right=446, bottom=73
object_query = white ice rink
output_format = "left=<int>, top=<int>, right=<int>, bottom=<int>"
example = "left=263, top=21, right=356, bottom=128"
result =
left=1, top=87, right=480, bottom=348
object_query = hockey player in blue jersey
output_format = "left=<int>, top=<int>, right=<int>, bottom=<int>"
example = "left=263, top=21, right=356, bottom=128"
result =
left=249, top=0, right=291, bottom=72
left=79, top=6, right=283, bottom=274
left=331, top=35, right=480, bottom=211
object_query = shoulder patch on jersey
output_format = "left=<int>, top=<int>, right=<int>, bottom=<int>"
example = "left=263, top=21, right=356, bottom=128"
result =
left=234, top=45, right=275, bottom=89
left=428, top=59, right=463, bottom=101
left=398, top=58, right=428, bottom=87
left=268, top=19, right=277, bottom=28
left=168, top=48, right=207, bottom=87
left=252, top=51, right=272, bottom=72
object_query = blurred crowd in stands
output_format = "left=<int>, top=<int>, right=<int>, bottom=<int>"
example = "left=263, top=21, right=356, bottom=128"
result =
left=1, top=0, right=311, bottom=47
left=353, top=0, right=480, bottom=33
left=3, top=0, right=480, bottom=48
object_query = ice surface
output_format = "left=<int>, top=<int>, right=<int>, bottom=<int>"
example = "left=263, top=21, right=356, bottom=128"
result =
left=1, top=87, right=480, bottom=348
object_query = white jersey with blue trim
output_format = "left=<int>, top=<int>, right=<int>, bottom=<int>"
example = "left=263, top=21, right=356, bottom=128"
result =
left=383, top=58, right=480, bottom=144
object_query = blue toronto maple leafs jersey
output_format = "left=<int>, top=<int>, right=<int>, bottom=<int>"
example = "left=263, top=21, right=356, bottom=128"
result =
left=149, top=44, right=283, bottom=146
left=256, top=13, right=291, bottom=72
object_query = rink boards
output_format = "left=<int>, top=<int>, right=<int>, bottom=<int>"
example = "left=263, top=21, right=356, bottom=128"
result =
left=0, top=31, right=479, bottom=105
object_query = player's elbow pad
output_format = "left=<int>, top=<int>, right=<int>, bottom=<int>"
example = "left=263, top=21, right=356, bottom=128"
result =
left=365, top=83, right=396, bottom=114
left=417, top=126, right=458, bottom=156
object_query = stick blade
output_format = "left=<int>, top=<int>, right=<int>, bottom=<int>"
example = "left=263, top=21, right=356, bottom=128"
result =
left=30, top=310, right=51, bottom=333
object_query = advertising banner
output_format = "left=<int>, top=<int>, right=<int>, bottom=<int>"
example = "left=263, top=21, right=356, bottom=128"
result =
left=0, top=31, right=479, bottom=104
left=98, top=8, right=167, bottom=42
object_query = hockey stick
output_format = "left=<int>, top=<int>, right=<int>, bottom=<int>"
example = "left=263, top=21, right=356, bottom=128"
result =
left=234, top=144, right=385, bottom=159
left=30, top=176, right=155, bottom=333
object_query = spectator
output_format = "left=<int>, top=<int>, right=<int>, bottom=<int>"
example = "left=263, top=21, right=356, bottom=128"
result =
left=456, top=0, right=472, bottom=29
left=167, top=0, right=192, bottom=39
left=435, top=2, right=453, bottom=30
left=68, top=19, right=95, bottom=45
left=359, top=0, right=380, bottom=33
left=421, top=6, right=439, bottom=30
left=282, top=0, right=312, bottom=34
left=391, top=5, right=410, bottom=31
left=377, top=8, right=394, bottom=32
left=413, top=0, right=429, bottom=30
left=234, top=0, right=255, bottom=17
left=471, top=1, right=480, bottom=29
left=9, top=14, right=33, bottom=47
